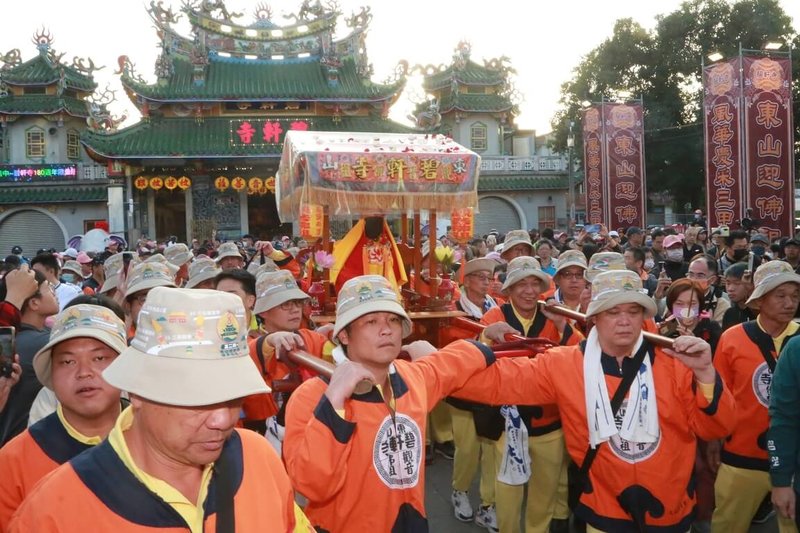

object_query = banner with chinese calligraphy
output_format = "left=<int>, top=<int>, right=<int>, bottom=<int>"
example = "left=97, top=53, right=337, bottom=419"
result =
left=276, top=131, right=481, bottom=220
left=230, top=118, right=310, bottom=148
left=703, top=58, right=744, bottom=232
left=582, top=106, right=606, bottom=225
left=742, top=55, right=794, bottom=238
left=604, top=103, right=646, bottom=229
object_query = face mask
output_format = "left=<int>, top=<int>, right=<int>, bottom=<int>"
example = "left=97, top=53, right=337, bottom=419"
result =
left=666, top=249, right=684, bottom=262
left=61, top=273, right=76, bottom=284
left=673, top=304, right=700, bottom=323
left=732, top=248, right=749, bottom=261
left=644, top=259, right=655, bottom=271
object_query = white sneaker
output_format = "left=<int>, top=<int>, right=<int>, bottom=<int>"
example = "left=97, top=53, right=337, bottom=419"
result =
left=451, top=490, right=474, bottom=522
left=474, top=505, right=499, bottom=532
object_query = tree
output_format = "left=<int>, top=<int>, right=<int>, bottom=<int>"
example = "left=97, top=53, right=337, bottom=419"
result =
left=551, top=0, right=798, bottom=215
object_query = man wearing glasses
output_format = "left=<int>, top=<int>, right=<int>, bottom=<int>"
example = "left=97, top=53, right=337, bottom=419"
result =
left=457, top=258, right=500, bottom=320
left=686, top=255, right=730, bottom=326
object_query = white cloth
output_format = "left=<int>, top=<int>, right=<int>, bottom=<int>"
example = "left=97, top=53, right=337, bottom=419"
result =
left=265, top=415, right=285, bottom=455
left=27, top=387, right=58, bottom=426
left=458, top=291, right=497, bottom=320
left=54, top=282, right=82, bottom=311
left=497, top=405, right=531, bottom=485
left=583, top=328, right=659, bottom=449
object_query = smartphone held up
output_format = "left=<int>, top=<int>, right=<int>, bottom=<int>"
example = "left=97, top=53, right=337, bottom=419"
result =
left=0, top=326, right=15, bottom=379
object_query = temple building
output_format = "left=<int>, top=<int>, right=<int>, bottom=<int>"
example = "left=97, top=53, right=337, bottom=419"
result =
left=0, top=31, right=113, bottom=254
left=81, top=0, right=411, bottom=243
left=415, top=42, right=579, bottom=233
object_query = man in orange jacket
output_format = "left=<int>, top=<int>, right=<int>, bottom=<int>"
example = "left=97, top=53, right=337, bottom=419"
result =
left=453, top=269, right=736, bottom=531
left=283, top=274, right=497, bottom=533
left=9, top=288, right=312, bottom=532
left=0, top=303, right=127, bottom=531
left=479, top=256, right=582, bottom=533
left=711, top=260, right=800, bottom=531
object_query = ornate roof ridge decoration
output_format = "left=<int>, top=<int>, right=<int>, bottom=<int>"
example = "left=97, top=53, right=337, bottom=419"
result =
left=414, top=41, right=518, bottom=91
left=86, top=86, right=127, bottom=133
left=0, top=29, right=100, bottom=92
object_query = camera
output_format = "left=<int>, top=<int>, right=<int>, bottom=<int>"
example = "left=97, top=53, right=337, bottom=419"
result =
left=715, top=226, right=730, bottom=238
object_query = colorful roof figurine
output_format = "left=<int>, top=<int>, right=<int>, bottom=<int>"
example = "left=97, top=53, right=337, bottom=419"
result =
left=116, top=1, right=406, bottom=109
left=0, top=30, right=98, bottom=119
left=276, top=130, right=481, bottom=219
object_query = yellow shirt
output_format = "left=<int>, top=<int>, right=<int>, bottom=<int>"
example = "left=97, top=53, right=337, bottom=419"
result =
left=57, top=404, right=103, bottom=446
left=757, top=315, right=800, bottom=355
left=479, top=302, right=536, bottom=345
left=108, top=407, right=213, bottom=533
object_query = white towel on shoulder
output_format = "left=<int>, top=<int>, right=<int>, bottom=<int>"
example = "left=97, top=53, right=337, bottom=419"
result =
left=583, top=328, right=659, bottom=448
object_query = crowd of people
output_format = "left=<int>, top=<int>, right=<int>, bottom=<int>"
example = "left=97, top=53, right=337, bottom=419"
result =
left=0, top=218, right=799, bottom=532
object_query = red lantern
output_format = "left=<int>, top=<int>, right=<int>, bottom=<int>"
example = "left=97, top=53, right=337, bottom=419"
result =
left=177, top=176, right=191, bottom=190
left=450, top=207, right=474, bottom=243
left=264, top=176, right=276, bottom=193
left=149, top=177, right=164, bottom=191
left=164, top=176, right=178, bottom=190
left=231, top=176, right=247, bottom=191
left=214, top=176, right=230, bottom=191
left=134, top=176, right=149, bottom=190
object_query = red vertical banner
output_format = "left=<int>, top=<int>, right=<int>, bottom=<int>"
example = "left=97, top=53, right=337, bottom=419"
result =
left=604, top=103, right=646, bottom=229
left=742, top=55, right=794, bottom=238
left=704, top=58, right=744, bottom=231
left=583, top=106, right=606, bottom=225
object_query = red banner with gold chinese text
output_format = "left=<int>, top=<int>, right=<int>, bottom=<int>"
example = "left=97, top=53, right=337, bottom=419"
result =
left=582, top=106, right=606, bottom=225
left=604, top=103, right=646, bottom=230
left=742, top=55, right=794, bottom=239
left=704, top=58, right=744, bottom=232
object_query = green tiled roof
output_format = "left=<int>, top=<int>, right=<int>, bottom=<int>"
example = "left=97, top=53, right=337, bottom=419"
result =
left=423, top=60, right=505, bottom=90
left=82, top=116, right=413, bottom=159
left=478, top=175, right=569, bottom=191
left=0, top=95, right=88, bottom=117
left=123, top=56, right=403, bottom=102
left=0, top=185, right=107, bottom=204
left=2, top=55, right=96, bottom=91
left=438, top=93, right=514, bottom=114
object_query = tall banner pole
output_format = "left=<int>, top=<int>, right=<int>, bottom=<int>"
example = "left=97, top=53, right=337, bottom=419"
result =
left=604, top=100, right=646, bottom=229
left=582, top=104, right=605, bottom=225
left=703, top=56, right=744, bottom=231
left=741, top=51, right=794, bottom=238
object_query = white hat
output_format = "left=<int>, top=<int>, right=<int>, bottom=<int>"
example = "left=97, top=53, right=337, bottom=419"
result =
left=585, top=252, right=626, bottom=282
left=185, top=258, right=221, bottom=289
left=103, top=287, right=269, bottom=406
left=215, top=242, right=243, bottom=264
left=501, top=256, right=550, bottom=293
left=246, top=257, right=279, bottom=277
left=586, top=270, right=656, bottom=318
left=62, top=260, right=83, bottom=277
left=98, top=253, right=124, bottom=294
left=33, top=304, right=128, bottom=389
left=253, top=270, right=309, bottom=315
left=746, top=261, right=800, bottom=305
left=125, top=262, right=176, bottom=297
left=500, top=229, right=533, bottom=259
left=164, top=243, right=192, bottom=267
left=62, top=247, right=78, bottom=259
left=555, top=250, right=587, bottom=275
left=463, top=258, right=497, bottom=277
left=333, top=275, right=412, bottom=341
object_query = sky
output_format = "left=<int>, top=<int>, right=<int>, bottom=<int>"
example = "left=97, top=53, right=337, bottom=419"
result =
left=2, top=0, right=799, bottom=133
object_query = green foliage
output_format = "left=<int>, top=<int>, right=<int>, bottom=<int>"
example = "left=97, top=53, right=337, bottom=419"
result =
left=550, top=0, right=798, bottom=212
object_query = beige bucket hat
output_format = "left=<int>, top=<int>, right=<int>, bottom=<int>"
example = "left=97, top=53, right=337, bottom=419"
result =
left=501, top=256, right=550, bottom=293
left=585, top=252, right=626, bottom=282
left=125, top=261, right=176, bottom=298
left=246, top=257, right=279, bottom=277
left=555, top=250, right=587, bottom=275
left=61, top=260, right=83, bottom=277
left=164, top=243, right=192, bottom=267
left=103, top=287, right=269, bottom=406
left=215, top=242, right=244, bottom=264
left=586, top=270, right=656, bottom=318
left=463, top=257, right=498, bottom=277
left=99, top=253, right=125, bottom=294
left=746, top=261, right=800, bottom=305
left=33, top=304, right=128, bottom=389
left=143, top=254, right=179, bottom=276
left=253, top=270, right=309, bottom=315
left=185, top=258, right=221, bottom=289
left=332, top=275, right=412, bottom=341
left=500, top=230, right=533, bottom=259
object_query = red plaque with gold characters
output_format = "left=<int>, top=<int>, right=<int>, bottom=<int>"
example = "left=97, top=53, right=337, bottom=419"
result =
left=583, top=106, right=606, bottom=225
left=149, top=177, right=164, bottom=191
left=742, top=55, right=794, bottom=238
left=703, top=58, right=744, bottom=231
left=604, top=103, right=646, bottom=229
left=214, top=176, right=230, bottom=191
left=134, top=176, right=149, bottom=190
left=299, top=204, right=324, bottom=240
left=450, top=207, right=474, bottom=244
left=164, top=176, right=178, bottom=190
